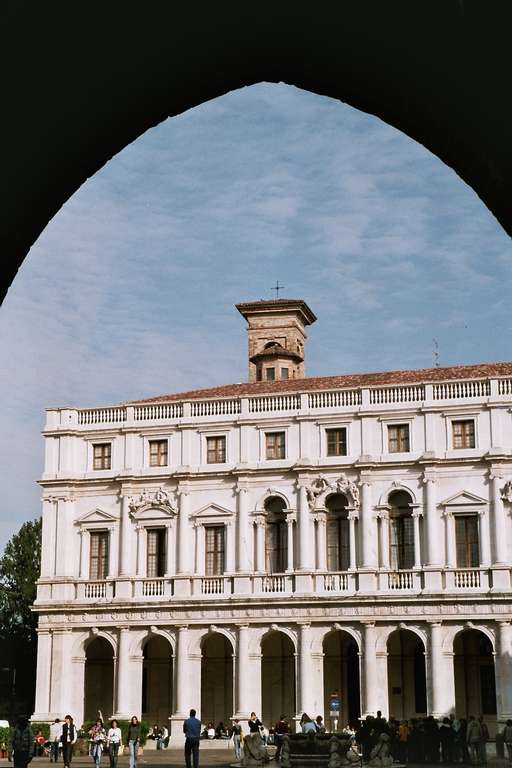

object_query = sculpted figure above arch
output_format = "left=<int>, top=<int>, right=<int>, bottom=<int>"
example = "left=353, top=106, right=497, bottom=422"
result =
left=306, top=474, right=360, bottom=511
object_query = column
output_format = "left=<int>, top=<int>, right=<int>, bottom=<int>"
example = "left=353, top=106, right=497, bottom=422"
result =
left=496, top=621, right=512, bottom=720
left=429, top=621, right=455, bottom=718
left=298, top=623, right=312, bottom=713
left=237, top=486, right=250, bottom=571
left=361, top=622, right=378, bottom=716
left=174, top=626, right=189, bottom=716
left=348, top=513, right=357, bottom=570
left=445, top=513, right=457, bottom=568
left=286, top=517, right=295, bottom=572
left=40, top=498, right=57, bottom=577
left=33, top=630, right=52, bottom=718
left=165, top=523, right=174, bottom=576
left=297, top=484, right=313, bottom=570
left=379, top=512, right=390, bottom=569
left=360, top=479, right=377, bottom=567
left=225, top=521, right=235, bottom=573
left=49, top=630, right=75, bottom=715
left=55, top=497, right=74, bottom=577
left=116, top=627, right=131, bottom=718
left=491, top=472, right=508, bottom=564
left=118, top=493, right=132, bottom=576
left=107, top=526, right=116, bottom=578
left=412, top=511, right=422, bottom=569
left=255, top=518, right=265, bottom=572
left=478, top=509, right=492, bottom=567
left=236, top=625, right=250, bottom=717
left=177, top=488, right=191, bottom=573
left=135, top=526, right=143, bottom=577
left=316, top=515, right=327, bottom=571
left=78, top=530, right=89, bottom=579
left=424, top=475, right=442, bottom=566
left=194, top=524, right=205, bottom=575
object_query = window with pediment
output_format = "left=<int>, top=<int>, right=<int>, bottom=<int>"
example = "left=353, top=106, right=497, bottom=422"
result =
left=326, top=493, right=350, bottom=571
left=264, top=497, right=287, bottom=573
left=89, top=530, right=109, bottom=579
left=389, top=490, right=414, bottom=570
left=205, top=525, right=225, bottom=575
left=455, top=514, right=479, bottom=567
left=146, top=528, right=166, bottom=577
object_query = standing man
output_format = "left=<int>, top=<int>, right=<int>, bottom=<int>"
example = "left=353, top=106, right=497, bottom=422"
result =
left=183, top=709, right=201, bottom=768
left=49, top=719, right=61, bottom=763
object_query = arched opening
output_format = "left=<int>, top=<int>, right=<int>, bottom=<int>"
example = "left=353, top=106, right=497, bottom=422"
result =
left=84, top=637, right=114, bottom=721
left=387, top=629, right=427, bottom=721
left=201, top=633, right=233, bottom=729
left=264, top=497, right=288, bottom=574
left=261, top=631, right=295, bottom=729
left=454, top=629, right=497, bottom=727
left=388, top=491, right=415, bottom=570
left=142, top=635, right=173, bottom=725
left=325, top=494, right=350, bottom=572
left=323, top=630, right=360, bottom=729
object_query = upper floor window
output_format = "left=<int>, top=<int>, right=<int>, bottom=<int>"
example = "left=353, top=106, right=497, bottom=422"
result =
left=205, top=525, right=225, bottom=576
left=149, top=439, right=168, bottom=467
left=389, top=491, right=414, bottom=570
left=265, top=497, right=287, bottom=573
left=206, top=435, right=226, bottom=464
left=326, top=494, right=350, bottom=571
left=388, top=424, right=410, bottom=453
left=147, top=528, right=166, bottom=578
left=266, top=431, right=285, bottom=460
left=452, top=419, right=475, bottom=449
left=93, top=443, right=111, bottom=470
left=89, top=530, right=109, bottom=579
left=455, top=515, right=479, bottom=567
left=281, top=368, right=289, bottom=379
left=266, top=367, right=275, bottom=381
left=326, top=428, right=347, bottom=457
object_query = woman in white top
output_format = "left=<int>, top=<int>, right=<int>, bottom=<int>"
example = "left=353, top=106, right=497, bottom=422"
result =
left=107, top=721, right=122, bottom=768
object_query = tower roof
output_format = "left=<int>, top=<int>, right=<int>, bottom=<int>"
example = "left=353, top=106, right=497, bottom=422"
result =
left=235, top=298, right=317, bottom=326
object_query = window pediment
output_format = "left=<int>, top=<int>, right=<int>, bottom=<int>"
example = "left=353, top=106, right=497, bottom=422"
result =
left=76, top=508, right=118, bottom=527
left=190, top=502, right=234, bottom=521
left=440, top=490, right=487, bottom=508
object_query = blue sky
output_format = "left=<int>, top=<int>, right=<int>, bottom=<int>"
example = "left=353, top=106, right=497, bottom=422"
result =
left=0, top=82, right=510, bottom=551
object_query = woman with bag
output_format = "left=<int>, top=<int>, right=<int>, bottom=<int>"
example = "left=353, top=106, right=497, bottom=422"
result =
left=61, top=716, right=77, bottom=768
left=107, top=720, right=122, bottom=768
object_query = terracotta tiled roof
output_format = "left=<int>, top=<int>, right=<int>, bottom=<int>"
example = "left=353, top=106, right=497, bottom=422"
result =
left=128, top=361, right=512, bottom=405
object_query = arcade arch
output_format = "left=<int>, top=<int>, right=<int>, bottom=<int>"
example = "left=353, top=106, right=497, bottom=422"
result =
left=323, top=628, right=360, bottom=728
left=142, top=634, right=174, bottom=725
left=201, top=632, right=234, bottom=728
left=261, top=630, right=296, bottom=727
left=387, top=628, right=427, bottom=721
left=84, top=636, right=114, bottom=721
left=453, top=628, right=497, bottom=723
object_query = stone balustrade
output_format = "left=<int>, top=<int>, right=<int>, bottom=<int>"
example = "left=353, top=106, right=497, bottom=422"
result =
left=44, top=376, right=512, bottom=429
left=39, top=566, right=510, bottom=605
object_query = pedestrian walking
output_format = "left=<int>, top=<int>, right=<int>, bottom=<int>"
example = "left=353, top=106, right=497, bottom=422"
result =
left=183, top=708, right=201, bottom=768
left=107, top=720, right=122, bottom=768
left=10, top=716, right=35, bottom=768
left=274, top=716, right=290, bottom=760
left=126, top=716, right=140, bottom=768
left=466, top=716, right=482, bottom=765
left=478, top=717, right=489, bottom=765
left=61, top=716, right=77, bottom=768
left=89, top=719, right=106, bottom=768
left=232, top=720, right=242, bottom=761
left=502, top=720, right=512, bottom=764
left=49, top=720, right=62, bottom=763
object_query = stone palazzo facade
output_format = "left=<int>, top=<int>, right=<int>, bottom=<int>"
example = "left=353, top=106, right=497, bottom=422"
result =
left=33, top=301, right=512, bottom=740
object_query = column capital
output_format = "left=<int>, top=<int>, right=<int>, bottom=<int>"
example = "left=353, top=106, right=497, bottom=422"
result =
left=176, top=624, right=189, bottom=632
left=359, top=475, right=373, bottom=487
left=427, top=619, right=443, bottom=627
left=118, top=625, right=131, bottom=633
left=235, top=482, right=250, bottom=494
left=422, top=472, right=437, bottom=485
left=297, top=621, right=311, bottom=629
left=360, top=620, right=376, bottom=628
left=496, top=620, right=511, bottom=628
left=254, top=515, right=266, bottom=527
left=347, top=510, right=359, bottom=521
left=236, top=623, right=250, bottom=630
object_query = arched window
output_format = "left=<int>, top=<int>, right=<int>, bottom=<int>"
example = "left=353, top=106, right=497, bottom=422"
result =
left=264, top=497, right=287, bottom=574
left=326, top=494, right=350, bottom=572
left=389, top=491, right=414, bottom=570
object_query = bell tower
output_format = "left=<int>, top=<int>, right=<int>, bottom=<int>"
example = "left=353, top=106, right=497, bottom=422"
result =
left=236, top=298, right=317, bottom=383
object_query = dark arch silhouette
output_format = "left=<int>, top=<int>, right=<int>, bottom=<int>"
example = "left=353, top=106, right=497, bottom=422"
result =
left=3, top=2, right=512, bottom=303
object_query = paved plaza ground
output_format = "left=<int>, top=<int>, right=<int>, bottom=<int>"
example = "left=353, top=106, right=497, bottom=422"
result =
left=1, top=754, right=511, bottom=768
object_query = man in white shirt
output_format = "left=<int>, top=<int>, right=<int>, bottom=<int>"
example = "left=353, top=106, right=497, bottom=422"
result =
left=49, top=719, right=62, bottom=763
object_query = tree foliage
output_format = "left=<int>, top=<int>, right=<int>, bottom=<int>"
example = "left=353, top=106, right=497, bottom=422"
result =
left=0, top=518, right=41, bottom=643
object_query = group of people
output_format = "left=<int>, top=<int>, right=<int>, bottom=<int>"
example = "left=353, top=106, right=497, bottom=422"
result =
left=354, top=711, right=510, bottom=765
left=8, top=715, right=77, bottom=768
left=147, top=724, right=169, bottom=750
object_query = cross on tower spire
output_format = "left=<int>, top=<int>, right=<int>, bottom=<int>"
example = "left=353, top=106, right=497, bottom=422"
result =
left=272, top=280, right=285, bottom=299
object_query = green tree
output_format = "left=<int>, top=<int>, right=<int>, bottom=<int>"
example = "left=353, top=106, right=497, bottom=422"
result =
left=0, top=518, right=41, bottom=718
